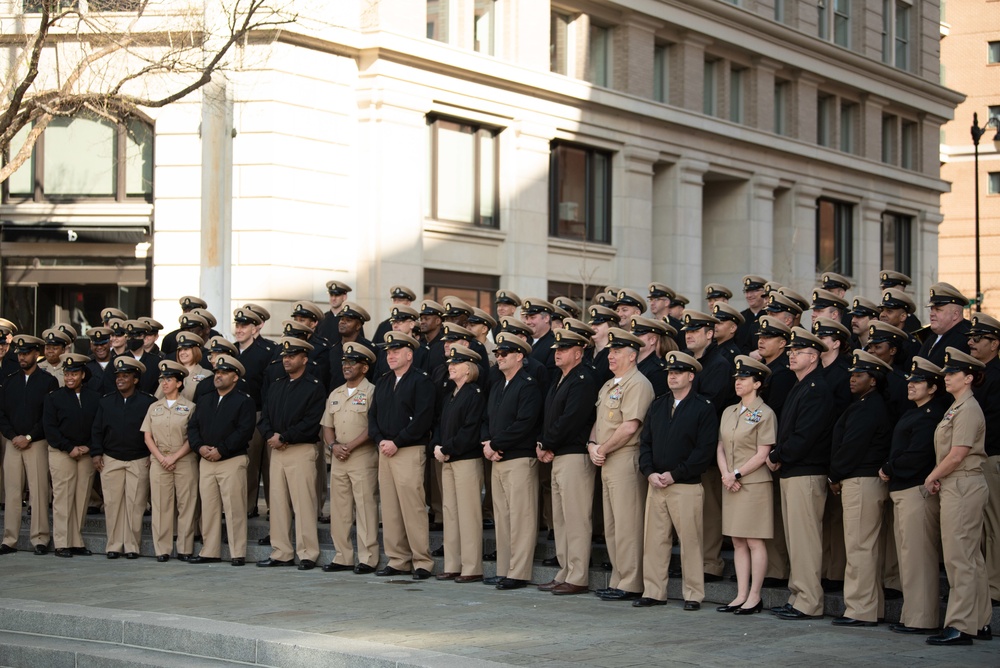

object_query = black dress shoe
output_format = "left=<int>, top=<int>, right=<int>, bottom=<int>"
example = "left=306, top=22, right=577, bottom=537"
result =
left=70, top=547, right=92, bottom=556
left=832, top=616, right=877, bottom=627
left=716, top=603, right=743, bottom=613
left=322, top=562, right=353, bottom=572
left=257, top=535, right=271, bottom=546
left=496, top=578, right=528, bottom=590
left=156, top=555, right=169, bottom=563
left=483, top=576, right=503, bottom=585
left=632, top=597, right=667, bottom=607
left=175, top=553, right=192, bottom=562
left=106, top=551, right=121, bottom=559
left=734, top=601, right=763, bottom=615
left=761, top=577, right=788, bottom=588
left=594, top=587, right=613, bottom=597
left=413, top=568, right=433, bottom=580
left=542, top=556, right=559, bottom=567
left=431, top=545, right=444, bottom=557
left=256, top=558, right=295, bottom=567
left=483, top=551, right=497, bottom=561
left=889, top=623, right=938, bottom=635
left=125, top=552, right=139, bottom=560
left=297, top=559, right=317, bottom=571
left=54, top=548, right=73, bottom=558
left=375, top=565, right=410, bottom=577
left=703, top=573, right=722, bottom=583
left=776, top=608, right=822, bottom=620
left=977, top=624, right=992, bottom=641
left=926, top=626, right=973, bottom=645
left=683, top=601, right=701, bottom=611
left=33, top=544, right=49, bottom=555
left=189, top=556, right=221, bottom=564
left=231, top=558, right=245, bottom=566
left=769, top=603, right=794, bottom=615
left=599, top=589, right=641, bottom=601
left=354, top=564, right=376, bottom=574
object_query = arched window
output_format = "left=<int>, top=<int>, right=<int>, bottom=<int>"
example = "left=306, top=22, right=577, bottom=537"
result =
left=3, top=114, right=153, bottom=202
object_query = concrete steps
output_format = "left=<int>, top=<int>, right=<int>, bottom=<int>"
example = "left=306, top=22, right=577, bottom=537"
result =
left=5, top=510, right=999, bottom=627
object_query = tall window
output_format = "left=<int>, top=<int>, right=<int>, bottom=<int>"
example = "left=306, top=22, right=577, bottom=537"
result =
left=840, top=101, right=858, bottom=153
left=882, top=114, right=897, bottom=164
left=774, top=0, right=785, bottom=22
left=817, top=95, right=834, bottom=147
left=703, top=60, right=717, bottom=116
left=882, top=1, right=911, bottom=70
left=819, top=0, right=851, bottom=47
left=587, top=23, right=611, bottom=87
left=550, top=12, right=571, bottom=75
left=900, top=120, right=918, bottom=170
left=474, top=0, right=496, bottom=55
left=881, top=212, right=912, bottom=276
left=426, top=117, right=499, bottom=227
left=816, top=198, right=853, bottom=276
left=427, top=0, right=449, bottom=42
left=550, top=143, right=612, bottom=244
left=730, top=67, right=745, bottom=123
left=3, top=114, right=153, bottom=202
left=774, top=81, right=789, bottom=135
left=653, top=44, right=670, bottom=103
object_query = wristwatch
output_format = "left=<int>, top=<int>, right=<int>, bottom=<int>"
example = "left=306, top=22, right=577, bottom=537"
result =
left=733, top=469, right=741, bottom=480
left=25, top=435, right=32, bottom=443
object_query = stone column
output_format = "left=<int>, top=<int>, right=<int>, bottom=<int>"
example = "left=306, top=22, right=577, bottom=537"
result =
left=506, top=121, right=555, bottom=298
left=615, top=146, right=657, bottom=292
left=917, top=211, right=943, bottom=320
left=790, top=72, right=824, bottom=143
left=505, top=0, right=551, bottom=71
left=749, top=58, right=781, bottom=132
left=860, top=94, right=888, bottom=163
left=773, top=183, right=822, bottom=290
left=672, top=34, right=713, bottom=113
left=652, top=158, right=708, bottom=299
left=614, top=17, right=658, bottom=98
left=858, top=197, right=888, bottom=298
left=200, top=78, right=233, bottom=338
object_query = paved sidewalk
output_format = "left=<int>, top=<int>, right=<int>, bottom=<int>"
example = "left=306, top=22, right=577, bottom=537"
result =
left=0, top=553, right=996, bottom=667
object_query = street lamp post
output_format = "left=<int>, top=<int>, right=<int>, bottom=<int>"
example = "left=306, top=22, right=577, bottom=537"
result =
left=970, top=112, right=1000, bottom=312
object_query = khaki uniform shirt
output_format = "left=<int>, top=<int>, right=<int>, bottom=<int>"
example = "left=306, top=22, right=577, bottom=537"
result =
left=38, top=359, right=65, bottom=387
left=594, top=365, right=654, bottom=447
left=320, top=378, right=376, bottom=447
left=140, top=396, right=196, bottom=455
left=935, top=392, right=987, bottom=474
left=719, top=396, right=777, bottom=485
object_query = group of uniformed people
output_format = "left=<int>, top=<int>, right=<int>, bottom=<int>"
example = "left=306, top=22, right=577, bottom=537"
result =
left=0, top=270, right=997, bottom=647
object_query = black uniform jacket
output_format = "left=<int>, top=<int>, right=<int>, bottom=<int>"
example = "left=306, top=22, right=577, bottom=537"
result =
left=974, top=357, right=1000, bottom=457
left=762, top=353, right=796, bottom=420
left=91, top=391, right=157, bottom=460
left=369, top=366, right=435, bottom=449
left=918, top=319, right=972, bottom=367
left=882, top=396, right=949, bottom=492
left=541, top=364, right=597, bottom=457
left=638, top=392, right=719, bottom=482
left=43, top=386, right=101, bottom=452
left=829, top=390, right=892, bottom=483
left=529, top=330, right=558, bottom=386
left=692, top=342, right=735, bottom=417
left=258, top=373, right=325, bottom=446
left=236, top=337, right=272, bottom=409
left=591, top=347, right=613, bottom=387
left=821, top=354, right=853, bottom=416
left=768, top=366, right=833, bottom=478
left=0, top=368, right=59, bottom=441
left=433, top=383, right=486, bottom=462
left=637, top=354, right=668, bottom=399
left=189, top=389, right=256, bottom=459
left=481, top=369, right=541, bottom=460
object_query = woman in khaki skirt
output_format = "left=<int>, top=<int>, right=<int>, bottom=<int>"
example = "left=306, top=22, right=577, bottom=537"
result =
left=141, top=360, right=198, bottom=562
left=924, top=347, right=992, bottom=646
left=432, top=345, right=486, bottom=582
left=715, top=356, right=776, bottom=615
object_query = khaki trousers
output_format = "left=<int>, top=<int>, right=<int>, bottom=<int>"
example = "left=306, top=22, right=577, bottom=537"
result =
left=841, top=477, right=887, bottom=622
left=822, top=490, right=846, bottom=581
left=379, top=446, right=433, bottom=572
left=329, top=443, right=380, bottom=567
left=48, top=447, right=94, bottom=549
left=982, top=455, right=1000, bottom=601
left=149, top=452, right=198, bottom=556
left=101, top=455, right=150, bottom=553
left=442, top=458, right=484, bottom=577
left=780, top=475, right=827, bottom=616
left=602, top=446, right=646, bottom=593
left=551, top=453, right=594, bottom=586
left=890, top=486, right=941, bottom=629
left=765, top=475, right=790, bottom=578
left=701, top=468, right=724, bottom=576
left=200, top=455, right=248, bottom=559
left=2, top=438, right=50, bottom=547
left=268, top=444, right=320, bottom=562
left=642, top=483, right=705, bottom=602
left=492, top=456, right=538, bottom=581
left=245, top=421, right=269, bottom=511
left=940, top=473, right=991, bottom=634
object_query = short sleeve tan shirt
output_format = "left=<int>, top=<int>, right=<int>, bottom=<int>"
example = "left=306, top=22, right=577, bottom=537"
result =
left=719, top=396, right=777, bottom=485
left=320, top=378, right=375, bottom=446
left=594, top=366, right=654, bottom=447
left=934, top=394, right=987, bottom=474
left=140, top=397, right=195, bottom=455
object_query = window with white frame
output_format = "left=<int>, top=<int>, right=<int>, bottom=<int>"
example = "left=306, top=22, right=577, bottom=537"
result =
left=587, top=23, right=611, bottom=87
left=704, top=60, right=718, bottom=117
left=840, top=101, right=858, bottom=154
left=474, top=0, right=497, bottom=55
left=989, top=41, right=1000, bottom=64
left=730, top=67, right=745, bottom=123
left=426, top=117, right=499, bottom=228
left=817, top=95, right=834, bottom=147
left=653, top=44, right=671, bottom=103
left=882, top=114, right=897, bottom=164
left=989, top=172, right=1000, bottom=195
left=774, top=80, right=790, bottom=135
left=882, top=0, right=911, bottom=70
left=819, top=0, right=851, bottom=48
left=550, top=12, right=571, bottom=75
left=900, top=120, right=918, bottom=170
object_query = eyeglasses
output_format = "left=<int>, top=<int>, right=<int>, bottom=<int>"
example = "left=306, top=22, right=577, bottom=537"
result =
left=342, top=360, right=360, bottom=367
left=970, top=335, right=997, bottom=344
left=495, top=350, right=511, bottom=358
left=787, top=349, right=816, bottom=357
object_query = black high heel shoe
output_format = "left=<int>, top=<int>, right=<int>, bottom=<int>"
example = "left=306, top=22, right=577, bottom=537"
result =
left=716, top=603, right=745, bottom=612
left=734, top=600, right=763, bottom=615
